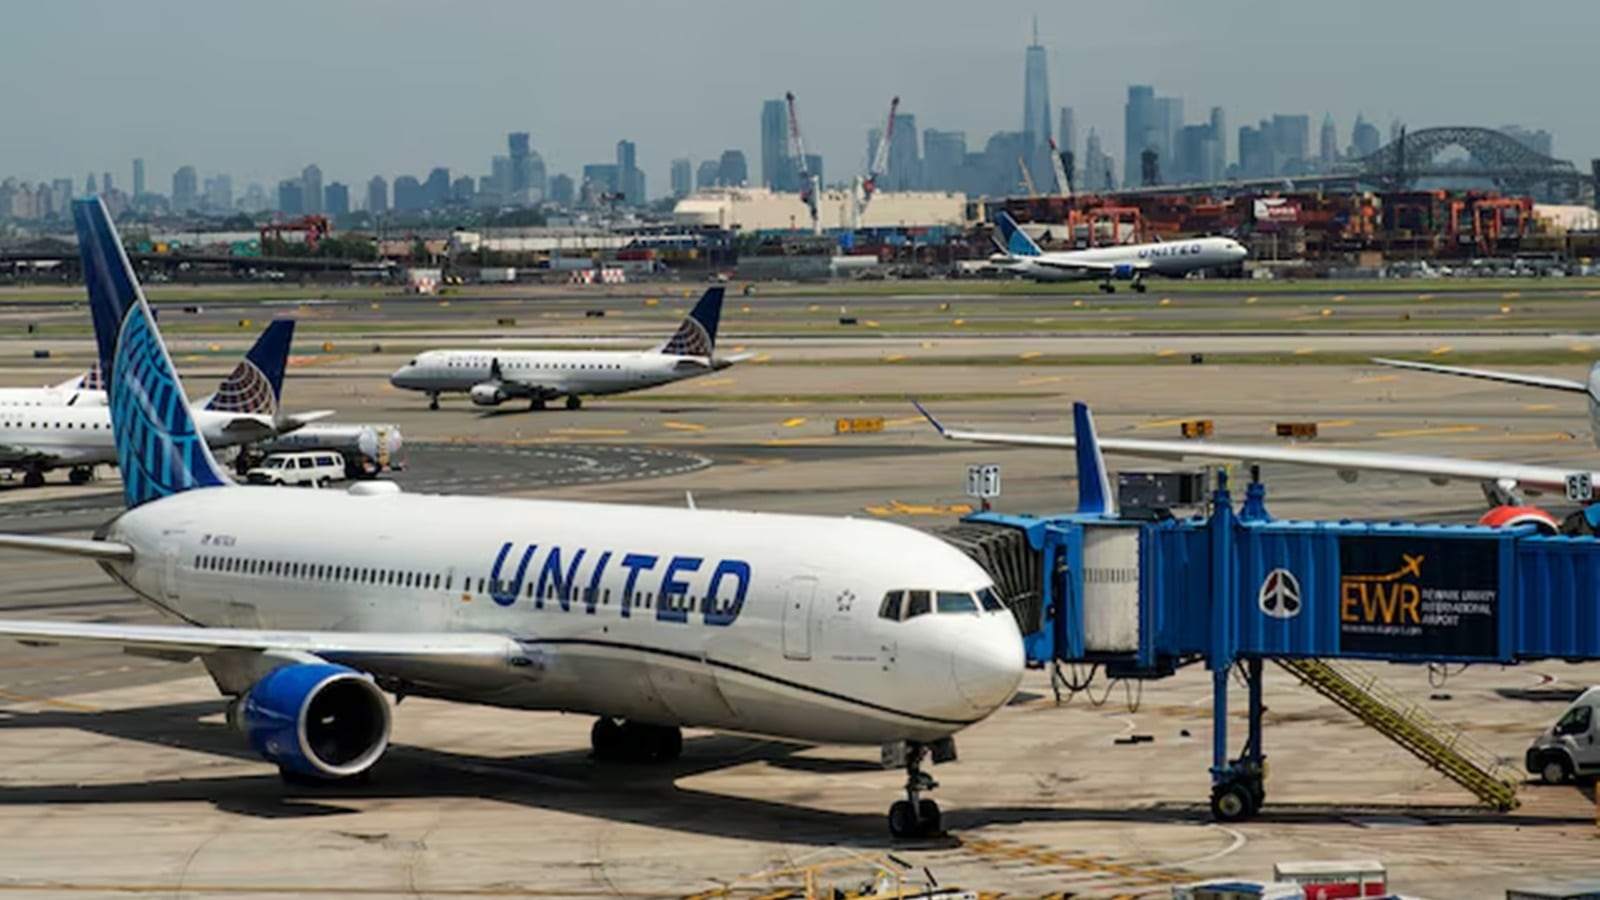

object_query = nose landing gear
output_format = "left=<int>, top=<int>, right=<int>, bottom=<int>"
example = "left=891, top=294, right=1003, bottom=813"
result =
left=884, top=738, right=955, bottom=839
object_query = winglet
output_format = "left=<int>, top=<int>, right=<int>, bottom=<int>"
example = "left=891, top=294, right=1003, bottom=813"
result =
left=72, top=196, right=231, bottom=508
left=911, top=399, right=947, bottom=435
left=1073, top=401, right=1115, bottom=517
left=205, top=319, right=294, bottom=417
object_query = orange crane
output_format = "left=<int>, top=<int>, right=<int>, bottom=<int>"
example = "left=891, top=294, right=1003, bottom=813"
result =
left=785, top=91, right=821, bottom=234
left=260, top=215, right=331, bottom=251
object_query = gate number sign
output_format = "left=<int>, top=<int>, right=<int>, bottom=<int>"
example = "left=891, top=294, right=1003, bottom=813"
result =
left=967, top=464, right=1001, bottom=499
left=1567, top=473, right=1593, bottom=503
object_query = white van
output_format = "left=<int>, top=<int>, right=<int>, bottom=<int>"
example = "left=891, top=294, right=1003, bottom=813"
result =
left=1526, top=686, right=1600, bottom=784
left=245, top=451, right=347, bottom=488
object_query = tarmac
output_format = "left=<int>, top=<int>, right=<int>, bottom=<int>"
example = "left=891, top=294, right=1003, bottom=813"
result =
left=1, top=282, right=1599, bottom=898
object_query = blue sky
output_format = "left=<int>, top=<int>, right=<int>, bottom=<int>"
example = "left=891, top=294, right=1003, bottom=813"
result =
left=5, top=1, right=1593, bottom=197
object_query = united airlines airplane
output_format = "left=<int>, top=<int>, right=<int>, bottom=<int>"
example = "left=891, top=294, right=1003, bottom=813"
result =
left=989, top=211, right=1248, bottom=291
left=0, top=320, right=328, bottom=487
left=0, top=198, right=1024, bottom=840
left=388, top=287, right=747, bottom=411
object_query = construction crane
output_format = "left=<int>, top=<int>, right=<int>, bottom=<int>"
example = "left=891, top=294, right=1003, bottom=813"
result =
left=1017, top=155, right=1038, bottom=198
left=856, top=95, right=899, bottom=221
left=785, top=92, right=821, bottom=234
left=1048, top=136, right=1073, bottom=198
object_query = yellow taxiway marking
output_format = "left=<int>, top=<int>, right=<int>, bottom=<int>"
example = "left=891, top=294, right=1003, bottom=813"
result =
left=865, top=500, right=975, bottom=517
left=760, top=437, right=835, bottom=446
left=696, top=378, right=735, bottom=387
left=1502, top=291, right=1522, bottom=299
left=883, top=353, right=907, bottom=362
left=751, top=354, right=772, bottom=363
left=1374, top=424, right=1480, bottom=438
left=1331, top=294, right=1347, bottom=302
left=1571, top=344, right=1593, bottom=353
left=1245, top=296, right=1258, bottom=304
left=1523, top=403, right=1557, bottom=412
left=1353, top=374, right=1398, bottom=384
left=1292, top=348, right=1315, bottom=355
left=550, top=428, right=630, bottom=437
left=660, top=421, right=705, bottom=432
left=1429, top=345, right=1453, bottom=355
left=0, top=688, right=99, bottom=713
left=1136, top=417, right=1199, bottom=429
left=1017, top=375, right=1067, bottom=386
left=1463, top=431, right=1575, bottom=444
left=1019, top=350, right=1043, bottom=360
left=1416, top=293, right=1434, bottom=301
left=780, top=417, right=806, bottom=428
left=1317, top=419, right=1355, bottom=428
left=1155, top=349, right=1178, bottom=357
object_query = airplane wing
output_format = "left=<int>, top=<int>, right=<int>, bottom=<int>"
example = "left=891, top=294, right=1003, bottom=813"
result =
left=1032, top=258, right=1151, bottom=275
left=913, top=402, right=1595, bottom=497
left=1372, top=357, right=1589, bottom=393
left=0, top=534, right=133, bottom=561
left=276, top=409, right=337, bottom=434
left=0, top=619, right=528, bottom=668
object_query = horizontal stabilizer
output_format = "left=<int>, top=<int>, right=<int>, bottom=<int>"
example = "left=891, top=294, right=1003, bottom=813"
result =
left=0, top=534, right=133, bottom=561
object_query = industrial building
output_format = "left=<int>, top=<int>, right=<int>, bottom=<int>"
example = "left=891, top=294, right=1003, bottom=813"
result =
left=672, top=187, right=967, bottom=233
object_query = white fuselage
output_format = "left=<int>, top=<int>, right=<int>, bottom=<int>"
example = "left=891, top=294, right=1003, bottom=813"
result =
left=0, top=387, right=106, bottom=408
left=101, top=487, right=1024, bottom=745
left=0, top=405, right=259, bottom=468
left=997, top=237, right=1247, bottom=283
left=389, top=349, right=717, bottom=399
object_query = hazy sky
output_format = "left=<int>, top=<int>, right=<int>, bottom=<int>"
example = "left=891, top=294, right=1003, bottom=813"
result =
left=5, top=1, right=1595, bottom=198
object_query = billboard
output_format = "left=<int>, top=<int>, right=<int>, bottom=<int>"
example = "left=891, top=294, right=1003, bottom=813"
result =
left=1253, top=198, right=1301, bottom=224
left=1338, top=536, right=1499, bottom=658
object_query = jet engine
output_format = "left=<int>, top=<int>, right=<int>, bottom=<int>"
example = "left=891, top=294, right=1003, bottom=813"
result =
left=469, top=382, right=508, bottom=407
left=1478, top=505, right=1560, bottom=534
left=239, top=663, right=391, bottom=779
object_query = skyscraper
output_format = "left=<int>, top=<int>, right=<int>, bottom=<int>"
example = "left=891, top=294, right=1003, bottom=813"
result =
left=1270, top=115, right=1311, bottom=171
left=1209, top=107, right=1227, bottom=174
left=301, top=164, right=324, bottom=215
left=171, top=165, right=198, bottom=211
left=131, top=158, right=145, bottom=198
left=277, top=179, right=303, bottom=216
left=696, top=160, right=720, bottom=190
left=325, top=182, right=350, bottom=216
left=424, top=167, right=450, bottom=207
left=616, top=140, right=644, bottom=202
left=204, top=174, right=232, bottom=211
left=761, top=99, right=790, bottom=190
left=366, top=175, right=388, bottom=213
left=923, top=130, right=967, bottom=192
left=1123, top=86, right=1154, bottom=188
left=102, top=172, right=113, bottom=194
left=392, top=176, right=424, bottom=212
left=1058, top=107, right=1075, bottom=159
left=1021, top=18, right=1051, bottom=188
left=1320, top=114, right=1338, bottom=167
left=508, top=132, right=532, bottom=196
left=670, top=158, right=692, bottom=198
left=1350, top=115, right=1381, bottom=158
left=86, top=173, right=98, bottom=195
left=547, top=174, right=575, bottom=206
left=716, top=150, right=748, bottom=187
left=1083, top=128, right=1113, bottom=192
left=887, top=112, right=920, bottom=191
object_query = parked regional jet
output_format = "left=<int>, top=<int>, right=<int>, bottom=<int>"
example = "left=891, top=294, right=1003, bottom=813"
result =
left=0, top=368, right=105, bottom=407
left=914, top=395, right=1600, bottom=535
left=389, top=287, right=745, bottom=410
left=0, top=319, right=327, bottom=486
left=0, top=198, right=1024, bottom=839
left=989, top=211, right=1248, bottom=291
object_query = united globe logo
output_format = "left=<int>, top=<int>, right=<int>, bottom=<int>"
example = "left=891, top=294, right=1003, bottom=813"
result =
left=207, top=361, right=277, bottom=416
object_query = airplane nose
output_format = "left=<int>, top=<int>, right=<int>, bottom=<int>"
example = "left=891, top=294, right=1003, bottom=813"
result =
left=388, top=369, right=410, bottom=388
left=950, top=619, right=1025, bottom=713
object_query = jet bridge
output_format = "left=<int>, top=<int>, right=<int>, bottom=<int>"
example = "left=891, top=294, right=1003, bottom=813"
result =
left=946, top=402, right=1600, bottom=821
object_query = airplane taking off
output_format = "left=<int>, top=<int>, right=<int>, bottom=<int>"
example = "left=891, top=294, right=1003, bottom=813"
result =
left=0, top=197, right=1024, bottom=839
left=0, top=319, right=327, bottom=486
left=914, top=396, right=1600, bottom=535
left=389, top=287, right=746, bottom=410
left=989, top=211, right=1248, bottom=291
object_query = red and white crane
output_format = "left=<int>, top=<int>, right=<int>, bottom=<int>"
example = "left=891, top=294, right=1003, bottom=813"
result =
left=857, top=95, right=899, bottom=220
left=785, top=91, right=821, bottom=234
left=1048, top=136, right=1073, bottom=199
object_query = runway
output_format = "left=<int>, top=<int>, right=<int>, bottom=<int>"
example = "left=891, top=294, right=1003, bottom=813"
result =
left=1, top=281, right=1599, bottom=897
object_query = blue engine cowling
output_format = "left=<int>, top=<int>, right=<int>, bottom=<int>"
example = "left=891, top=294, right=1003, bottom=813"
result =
left=240, top=663, right=391, bottom=779
left=1111, top=263, right=1136, bottom=280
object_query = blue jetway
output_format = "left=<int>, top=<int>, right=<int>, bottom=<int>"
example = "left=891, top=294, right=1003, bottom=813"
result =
left=948, top=403, right=1600, bottom=821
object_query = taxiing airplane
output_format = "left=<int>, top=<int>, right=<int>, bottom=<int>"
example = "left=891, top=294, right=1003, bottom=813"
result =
left=0, top=197, right=1024, bottom=840
left=0, top=319, right=327, bottom=486
left=389, top=287, right=746, bottom=410
left=989, top=211, right=1248, bottom=291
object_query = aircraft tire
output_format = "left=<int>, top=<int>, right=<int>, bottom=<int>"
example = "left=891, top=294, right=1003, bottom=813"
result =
left=590, top=716, right=626, bottom=761
left=565, top=395, right=582, bottom=411
left=888, top=800, right=918, bottom=838
left=22, top=469, right=45, bottom=488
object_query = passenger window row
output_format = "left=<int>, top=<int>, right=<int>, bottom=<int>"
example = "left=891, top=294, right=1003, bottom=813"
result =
left=1, top=420, right=109, bottom=430
left=877, top=586, right=1007, bottom=621
left=195, top=554, right=453, bottom=591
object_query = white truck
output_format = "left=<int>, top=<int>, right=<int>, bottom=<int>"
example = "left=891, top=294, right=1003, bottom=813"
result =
left=236, top=423, right=404, bottom=480
left=1526, top=686, right=1600, bottom=784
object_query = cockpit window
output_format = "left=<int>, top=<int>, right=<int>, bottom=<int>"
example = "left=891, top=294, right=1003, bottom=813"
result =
left=937, top=591, right=978, bottom=614
left=976, top=586, right=1005, bottom=612
left=878, top=590, right=904, bottom=621
left=905, top=590, right=931, bottom=619
left=407, top=358, right=418, bottom=366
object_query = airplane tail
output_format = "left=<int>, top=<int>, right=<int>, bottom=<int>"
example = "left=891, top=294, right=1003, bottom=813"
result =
left=657, top=286, right=725, bottom=357
left=72, top=196, right=231, bottom=508
left=204, top=319, right=294, bottom=419
left=994, top=212, right=1043, bottom=258
left=1072, top=402, right=1115, bottom=517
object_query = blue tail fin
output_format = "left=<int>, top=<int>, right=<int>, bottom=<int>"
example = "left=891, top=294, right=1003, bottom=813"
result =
left=206, top=319, right=294, bottom=417
left=659, top=287, right=725, bottom=356
left=994, top=212, right=1043, bottom=258
left=1073, top=401, right=1115, bottom=517
left=72, top=196, right=229, bottom=508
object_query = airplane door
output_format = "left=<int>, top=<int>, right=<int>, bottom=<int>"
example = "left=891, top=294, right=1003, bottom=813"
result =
left=782, top=576, right=816, bottom=661
left=161, top=545, right=181, bottom=604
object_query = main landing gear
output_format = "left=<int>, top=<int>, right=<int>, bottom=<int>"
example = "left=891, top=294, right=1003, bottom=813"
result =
left=68, top=466, right=94, bottom=485
left=427, top=392, right=440, bottom=411
left=529, top=396, right=547, bottom=411
left=884, top=738, right=955, bottom=839
left=1098, top=282, right=1116, bottom=294
left=21, top=465, right=45, bottom=488
left=565, top=395, right=582, bottom=411
left=590, top=717, right=683, bottom=763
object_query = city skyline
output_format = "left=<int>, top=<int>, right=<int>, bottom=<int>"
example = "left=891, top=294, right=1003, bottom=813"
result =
left=2, top=1, right=1595, bottom=206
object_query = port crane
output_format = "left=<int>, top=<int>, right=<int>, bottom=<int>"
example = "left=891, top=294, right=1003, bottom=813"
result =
left=785, top=92, right=821, bottom=234
left=856, top=96, right=899, bottom=221
left=1048, top=136, right=1073, bottom=198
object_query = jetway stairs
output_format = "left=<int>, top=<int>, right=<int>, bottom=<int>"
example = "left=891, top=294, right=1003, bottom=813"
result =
left=1274, top=658, right=1520, bottom=811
